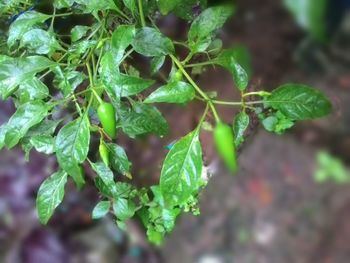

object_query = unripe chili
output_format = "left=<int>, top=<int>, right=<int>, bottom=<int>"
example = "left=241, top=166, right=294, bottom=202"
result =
left=97, top=102, right=117, bottom=139
left=99, top=142, right=110, bottom=167
left=213, top=122, right=237, bottom=173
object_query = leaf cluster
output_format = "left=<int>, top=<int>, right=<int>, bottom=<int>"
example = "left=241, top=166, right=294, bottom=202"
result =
left=0, top=0, right=332, bottom=244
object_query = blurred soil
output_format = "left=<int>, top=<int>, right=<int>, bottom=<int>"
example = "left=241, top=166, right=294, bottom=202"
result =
left=1, top=0, right=350, bottom=262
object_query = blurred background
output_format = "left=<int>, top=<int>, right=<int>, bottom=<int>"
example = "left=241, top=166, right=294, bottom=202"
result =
left=1, top=0, right=350, bottom=262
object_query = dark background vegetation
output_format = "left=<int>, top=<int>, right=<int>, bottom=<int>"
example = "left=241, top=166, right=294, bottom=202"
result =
left=1, top=0, right=350, bottom=262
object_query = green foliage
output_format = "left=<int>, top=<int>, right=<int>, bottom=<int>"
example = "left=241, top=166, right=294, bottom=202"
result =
left=36, top=170, right=68, bottom=224
left=233, top=111, right=250, bottom=146
left=314, top=152, right=350, bottom=184
left=283, top=0, right=328, bottom=43
left=265, top=84, right=332, bottom=120
left=160, top=128, right=203, bottom=205
left=0, top=1, right=332, bottom=245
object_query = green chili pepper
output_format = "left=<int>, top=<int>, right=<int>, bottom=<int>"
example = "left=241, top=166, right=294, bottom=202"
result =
left=213, top=122, right=237, bottom=173
left=99, top=142, right=110, bottom=167
left=174, top=71, right=183, bottom=81
left=97, top=102, right=117, bottom=139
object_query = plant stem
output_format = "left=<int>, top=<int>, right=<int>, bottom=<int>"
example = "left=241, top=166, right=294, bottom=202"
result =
left=120, top=48, right=134, bottom=62
left=243, top=91, right=271, bottom=97
left=211, top=99, right=264, bottom=106
left=198, top=104, right=210, bottom=127
left=138, top=0, right=146, bottom=27
left=170, top=54, right=221, bottom=123
left=184, top=60, right=216, bottom=68
left=49, top=6, right=56, bottom=31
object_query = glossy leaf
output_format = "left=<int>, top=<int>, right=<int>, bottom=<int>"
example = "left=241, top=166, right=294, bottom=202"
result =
left=144, top=81, right=195, bottom=104
left=229, top=58, right=249, bottom=91
left=160, top=128, right=203, bottom=205
left=113, top=198, right=136, bottom=221
left=27, top=119, right=61, bottom=137
left=54, top=68, right=86, bottom=97
left=111, top=25, right=136, bottom=63
left=103, top=71, right=154, bottom=98
left=0, top=55, right=56, bottom=99
left=108, top=143, right=131, bottom=177
left=36, top=170, right=68, bottom=224
left=132, top=27, right=175, bottom=57
left=215, top=46, right=252, bottom=78
left=150, top=56, right=165, bottom=75
left=7, top=11, right=50, bottom=48
left=75, top=0, right=122, bottom=13
left=71, top=25, right=90, bottom=42
left=3, top=101, right=49, bottom=148
left=92, top=200, right=111, bottom=219
left=120, top=103, right=169, bottom=137
left=91, top=162, right=117, bottom=196
left=21, top=29, right=62, bottom=55
left=233, top=111, right=249, bottom=146
left=55, top=116, right=90, bottom=187
left=188, top=6, right=234, bottom=42
left=266, top=84, right=332, bottom=120
left=16, top=77, right=49, bottom=103
left=30, top=135, right=55, bottom=154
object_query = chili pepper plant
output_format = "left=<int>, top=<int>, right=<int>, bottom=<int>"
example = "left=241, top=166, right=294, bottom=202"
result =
left=0, top=0, right=332, bottom=244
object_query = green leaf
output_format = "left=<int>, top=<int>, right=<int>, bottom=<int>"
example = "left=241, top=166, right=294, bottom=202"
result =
left=92, top=200, right=111, bottom=219
left=16, top=77, right=49, bottom=103
left=233, top=111, right=249, bottom=146
left=188, top=6, right=234, bottom=43
left=7, top=11, right=50, bottom=48
left=113, top=198, right=136, bottom=221
left=91, top=162, right=117, bottom=196
left=68, top=40, right=97, bottom=55
left=260, top=111, right=295, bottom=135
left=147, top=227, right=164, bottom=245
left=157, top=0, right=208, bottom=20
left=103, top=71, right=154, bottom=98
left=144, top=81, right=195, bottom=104
left=75, top=0, right=122, bottom=13
left=54, top=68, right=86, bottom=97
left=55, top=116, right=90, bottom=187
left=108, top=144, right=131, bottom=177
left=27, top=119, right=61, bottom=137
left=123, top=0, right=137, bottom=15
left=120, top=102, right=169, bottom=137
left=229, top=58, right=248, bottom=91
left=160, top=128, right=203, bottom=205
left=215, top=46, right=252, bottom=78
left=71, top=25, right=90, bottom=42
left=157, top=0, right=181, bottom=15
left=30, top=135, right=55, bottom=154
left=54, top=0, right=75, bottom=9
left=266, top=84, right=332, bottom=120
left=314, top=151, right=350, bottom=183
left=150, top=56, right=165, bottom=75
left=0, top=125, right=7, bottom=150
left=0, top=56, right=56, bottom=99
left=21, top=29, right=62, bottom=55
left=3, top=101, right=49, bottom=148
left=36, top=170, right=68, bottom=224
left=132, top=27, right=175, bottom=57
left=283, top=0, right=328, bottom=43
left=111, top=25, right=136, bottom=63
